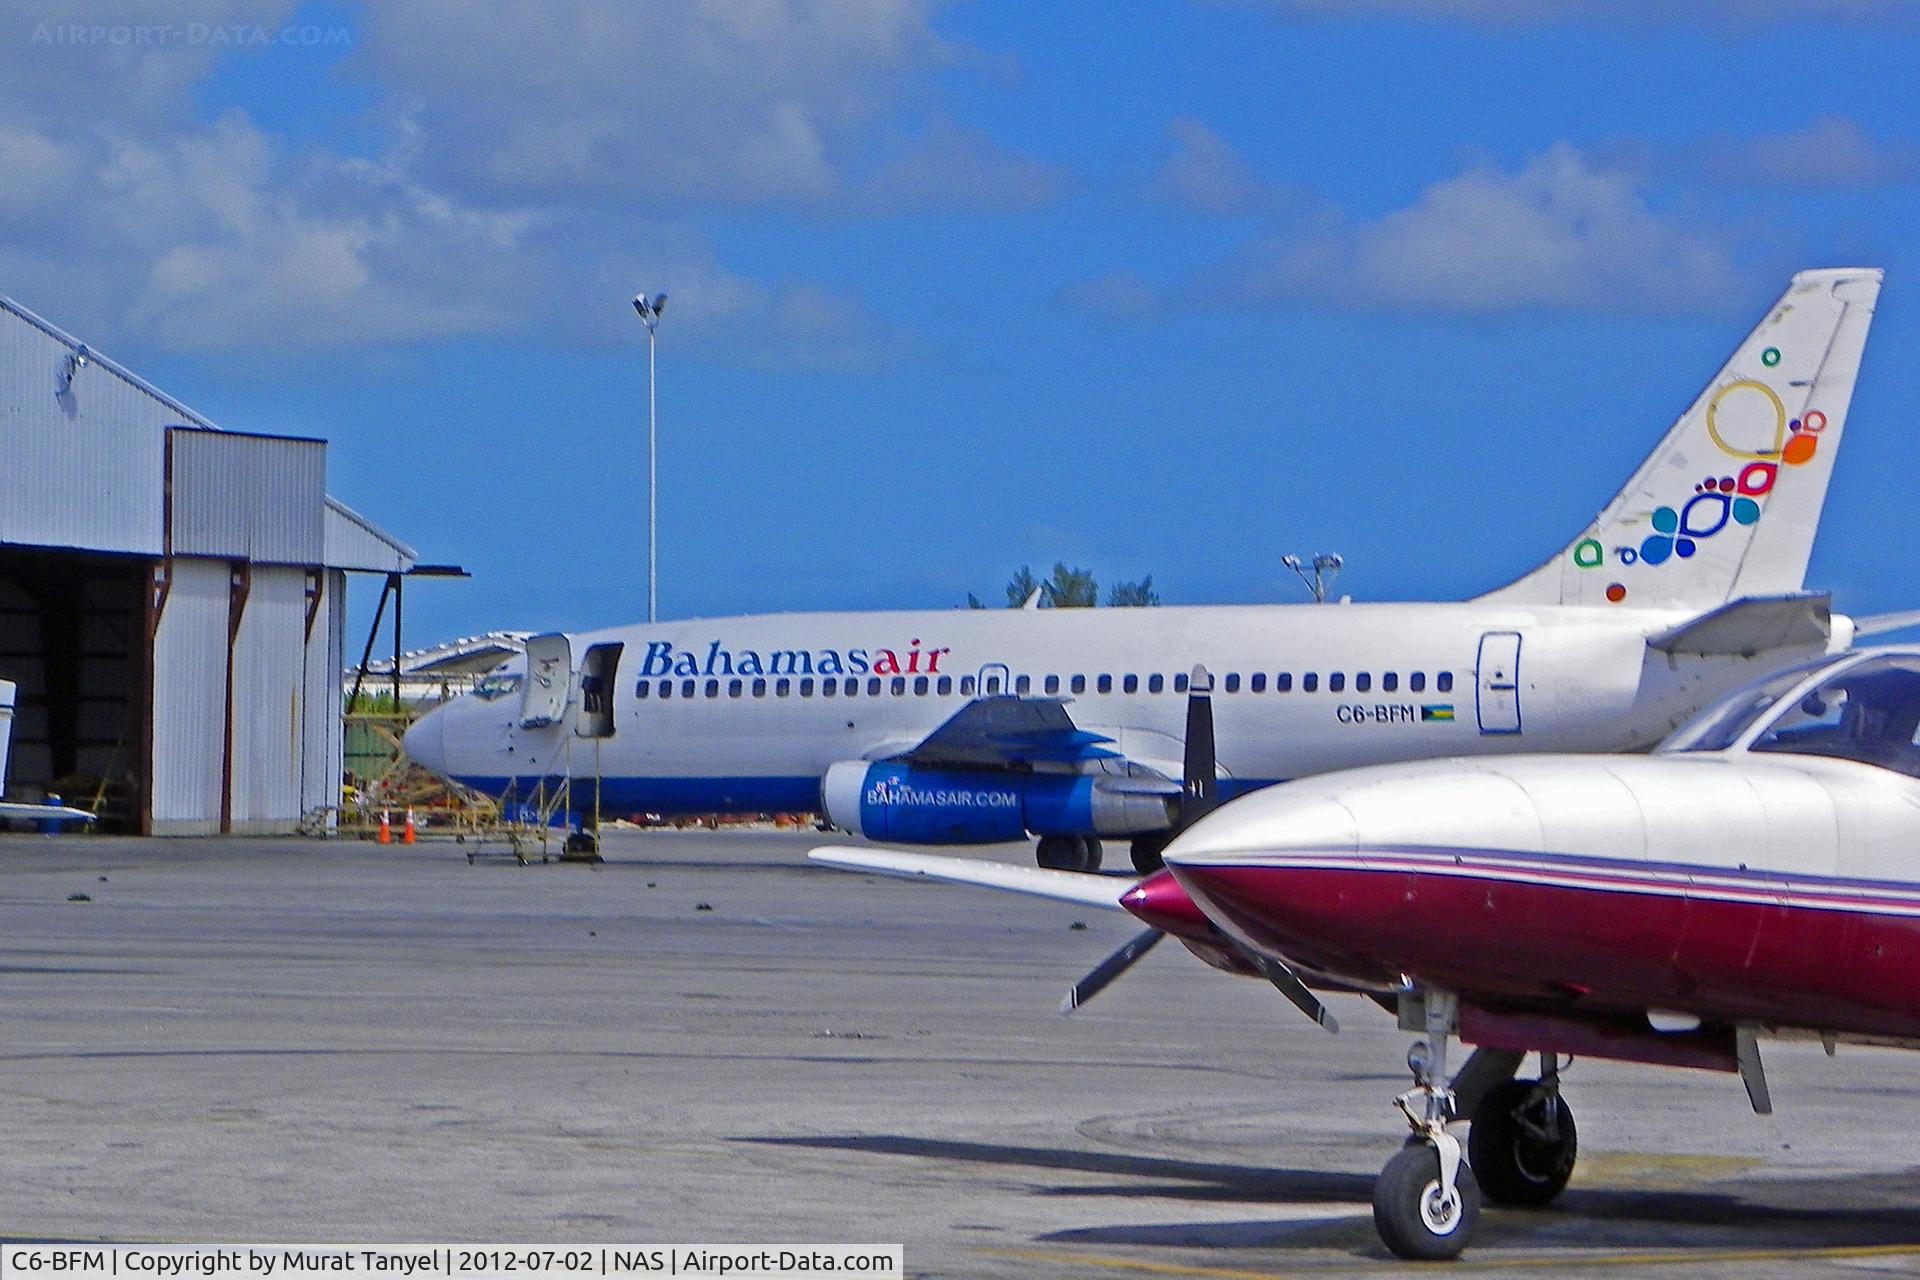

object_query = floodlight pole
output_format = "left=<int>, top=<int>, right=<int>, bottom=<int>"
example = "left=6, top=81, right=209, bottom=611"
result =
left=634, top=293, right=667, bottom=623
left=647, top=321, right=658, bottom=624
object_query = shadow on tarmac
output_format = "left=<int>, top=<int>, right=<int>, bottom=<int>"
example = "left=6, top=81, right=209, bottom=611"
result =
left=745, top=1133, right=1920, bottom=1256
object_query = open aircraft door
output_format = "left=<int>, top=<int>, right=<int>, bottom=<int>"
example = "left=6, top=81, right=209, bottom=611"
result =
left=575, top=643, right=624, bottom=739
left=1475, top=631, right=1523, bottom=734
left=520, top=633, right=573, bottom=728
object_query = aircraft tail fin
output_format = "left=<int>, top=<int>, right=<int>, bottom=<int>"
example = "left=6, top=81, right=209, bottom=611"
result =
left=1480, top=268, right=1882, bottom=609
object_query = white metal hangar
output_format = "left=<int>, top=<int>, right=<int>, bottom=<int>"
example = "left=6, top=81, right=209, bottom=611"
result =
left=1, top=294, right=417, bottom=835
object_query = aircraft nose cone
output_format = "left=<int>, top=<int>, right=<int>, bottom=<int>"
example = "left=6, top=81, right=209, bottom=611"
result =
left=402, top=707, right=449, bottom=778
left=1119, top=870, right=1214, bottom=940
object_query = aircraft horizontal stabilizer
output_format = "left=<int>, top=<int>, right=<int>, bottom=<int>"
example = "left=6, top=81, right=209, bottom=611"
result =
left=0, top=801, right=95, bottom=823
left=1647, top=592, right=1830, bottom=658
left=807, top=846, right=1131, bottom=910
left=1855, top=609, right=1920, bottom=639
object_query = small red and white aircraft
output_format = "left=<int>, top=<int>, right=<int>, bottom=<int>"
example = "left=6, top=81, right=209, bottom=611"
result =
left=812, top=646, right=1920, bottom=1259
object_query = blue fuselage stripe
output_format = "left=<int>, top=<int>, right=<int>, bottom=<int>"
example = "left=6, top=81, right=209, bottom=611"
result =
left=450, top=774, right=1281, bottom=819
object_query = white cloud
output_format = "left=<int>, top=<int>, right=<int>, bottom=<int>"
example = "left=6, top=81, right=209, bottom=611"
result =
left=1074, top=144, right=1744, bottom=317
left=0, top=0, right=981, bottom=363
left=1235, top=146, right=1739, bottom=313
left=1156, top=117, right=1274, bottom=217
left=1698, top=116, right=1920, bottom=188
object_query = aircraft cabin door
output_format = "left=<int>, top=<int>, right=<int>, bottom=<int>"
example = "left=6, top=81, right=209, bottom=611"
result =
left=977, top=662, right=1011, bottom=696
left=520, top=633, right=573, bottom=728
left=1475, top=631, right=1523, bottom=735
left=576, top=642, right=625, bottom=739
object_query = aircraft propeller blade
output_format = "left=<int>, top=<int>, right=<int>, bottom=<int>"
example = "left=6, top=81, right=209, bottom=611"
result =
left=1250, top=954, right=1341, bottom=1033
left=1061, top=927, right=1167, bottom=1015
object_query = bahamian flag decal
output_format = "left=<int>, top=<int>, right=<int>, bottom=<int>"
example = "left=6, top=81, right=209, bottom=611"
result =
left=1421, top=704, right=1456, bottom=722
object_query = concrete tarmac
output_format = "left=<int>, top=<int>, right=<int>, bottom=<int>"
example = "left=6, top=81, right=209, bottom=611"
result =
left=3, top=827, right=1919, bottom=1278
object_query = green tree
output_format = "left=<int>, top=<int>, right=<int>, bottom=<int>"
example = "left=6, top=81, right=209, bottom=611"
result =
left=1106, top=575, right=1160, bottom=607
left=1041, top=562, right=1098, bottom=608
left=1005, top=565, right=1040, bottom=608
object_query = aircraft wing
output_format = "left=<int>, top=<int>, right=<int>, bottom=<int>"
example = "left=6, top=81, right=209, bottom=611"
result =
left=888, top=694, right=1123, bottom=769
left=0, top=801, right=96, bottom=823
left=809, top=846, right=1132, bottom=910
left=1648, top=591, right=1831, bottom=658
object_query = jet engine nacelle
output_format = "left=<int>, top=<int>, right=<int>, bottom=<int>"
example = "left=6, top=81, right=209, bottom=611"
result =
left=821, top=760, right=1170, bottom=844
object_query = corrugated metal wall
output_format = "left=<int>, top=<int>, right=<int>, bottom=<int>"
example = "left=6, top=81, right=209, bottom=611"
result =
left=300, top=571, right=347, bottom=823
left=148, top=559, right=228, bottom=835
left=228, top=566, right=308, bottom=833
left=170, top=430, right=326, bottom=565
left=0, top=303, right=179, bottom=555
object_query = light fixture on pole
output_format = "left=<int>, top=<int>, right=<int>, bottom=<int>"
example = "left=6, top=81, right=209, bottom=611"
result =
left=632, top=292, right=668, bottom=623
left=1282, top=552, right=1344, bottom=603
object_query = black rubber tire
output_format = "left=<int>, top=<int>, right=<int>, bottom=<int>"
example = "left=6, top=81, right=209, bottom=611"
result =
left=1373, top=1142, right=1481, bottom=1261
left=1130, top=833, right=1170, bottom=875
left=1035, top=835, right=1080, bottom=870
left=564, top=831, right=598, bottom=856
left=1079, top=836, right=1103, bottom=873
left=1468, top=1079, right=1577, bottom=1207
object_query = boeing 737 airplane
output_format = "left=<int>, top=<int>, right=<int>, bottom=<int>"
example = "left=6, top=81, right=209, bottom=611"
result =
left=405, top=268, right=1890, bottom=872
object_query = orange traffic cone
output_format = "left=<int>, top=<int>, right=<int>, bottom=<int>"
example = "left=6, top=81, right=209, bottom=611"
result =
left=378, top=808, right=392, bottom=844
left=403, top=807, right=417, bottom=845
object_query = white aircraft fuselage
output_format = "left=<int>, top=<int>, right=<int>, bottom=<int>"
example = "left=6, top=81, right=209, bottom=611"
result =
left=405, top=600, right=1847, bottom=835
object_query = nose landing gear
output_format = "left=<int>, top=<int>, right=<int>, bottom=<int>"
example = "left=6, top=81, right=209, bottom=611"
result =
left=1373, top=990, right=1480, bottom=1260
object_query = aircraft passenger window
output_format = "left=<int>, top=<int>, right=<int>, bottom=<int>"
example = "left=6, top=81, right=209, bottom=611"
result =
left=1410, top=672, right=1426, bottom=693
left=1303, top=673, right=1319, bottom=693
left=1329, top=673, right=1345, bottom=693
left=1045, top=675, right=1060, bottom=694
left=752, top=679, right=767, bottom=697
left=1071, top=675, right=1086, bottom=694
left=892, top=677, right=908, bottom=696
left=1015, top=675, right=1031, bottom=694
left=842, top=678, right=857, bottom=697
left=960, top=676, right=975, bottom=696
left=776, top=678, right=791, bottom=697
left=822, top=680, right=836, bottom=698
left=1224, top=674, right=1240, bottom=693
left=1123, top=675, right=1139, bottom=693
left=636, top=682, right=649, bottom=699
left=1251, top=673, right=1266, bottom=693
left=659, top=681, right=673, bottom=699
left=1383, top=672, right=1398, bottom=693
left=681, top=679, right=696, bottom=698
left=1745, top=657, right=1920, bottom=776
left=1355, top=673, right=1371, bottom=693
left=728, top=679, right=743, bottom=698
left=799, top=678, right=814, bottom=697
left=1277, top=673, right=1292, bottom=692
left=705, top=679, right=720, bottom=698
left=1097, top=674, right=1112, bottom=694
left=937, top=676, right=952, bottom=695
left=1148, top=674, right=1164, bottom=694
left=1437, top=672, right=1454, bottom=693
left=984, top=676, right=1001, bottom=694
left=868, top=677, right=882, bottom=696
left=914, top=676, right=929, bottom=695
left=1174, top=673, right=1189, bottom=693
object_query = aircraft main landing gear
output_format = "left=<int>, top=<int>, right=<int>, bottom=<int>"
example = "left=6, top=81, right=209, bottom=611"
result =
left=1374, top=989, right=1480, bottom=1260
left=1468, top=1062, right=1577, bottom=1207
left=1035, top=834, right=1102, bottom=873
left=1129, top=832, right=1172, bottom=875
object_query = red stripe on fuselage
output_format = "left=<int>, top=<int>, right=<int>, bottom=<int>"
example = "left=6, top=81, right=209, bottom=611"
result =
left=1172, top=854, right=1920, bottom=1039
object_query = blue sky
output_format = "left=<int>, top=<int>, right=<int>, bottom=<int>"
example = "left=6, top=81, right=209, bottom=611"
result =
left=4, top=0, right=1918, bottom=646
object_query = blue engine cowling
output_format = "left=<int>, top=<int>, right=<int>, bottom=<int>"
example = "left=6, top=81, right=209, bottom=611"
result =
left=820, top=761, right=1169, bottom=845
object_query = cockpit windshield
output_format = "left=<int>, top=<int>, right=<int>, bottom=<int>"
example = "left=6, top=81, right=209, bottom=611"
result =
left=1747, top=655, right=1920, bottom=776
left=1657, top=656, right=1834, bottom=754
left=473, top=670, right=524, bottom=701
left=1660, top=653, right=1920, bottom=776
